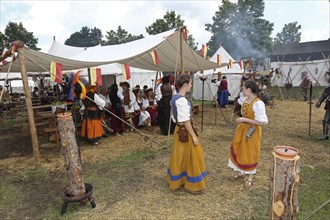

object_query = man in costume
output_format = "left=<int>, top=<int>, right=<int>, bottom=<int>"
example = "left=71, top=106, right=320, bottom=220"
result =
left=300, top=71, right=311, bottom=101
left=315, top=70, right=330, bottom=140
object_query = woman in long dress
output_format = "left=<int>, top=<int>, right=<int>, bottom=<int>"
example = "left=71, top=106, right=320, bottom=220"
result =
left=228, top=80, right=268, bottom=188
left=166, top=74, right=207, bottom=194
left=81, top=84, right=106, bottom=145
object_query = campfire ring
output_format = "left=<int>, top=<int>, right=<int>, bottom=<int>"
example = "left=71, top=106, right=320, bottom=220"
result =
left=60, top=183, right=96, bottom=214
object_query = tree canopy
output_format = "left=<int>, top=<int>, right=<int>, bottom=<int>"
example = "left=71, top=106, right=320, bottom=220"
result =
left=274, top=22, right=301, bottom=46
left=146, top=10, right=198, bottom=50
left=205, top=0, right=274, bottom=59
left=65, top=26, right=103, bottom=47
left=103, top=26, right=144, bottom=45
left=1, top=22, right=39, bottom=54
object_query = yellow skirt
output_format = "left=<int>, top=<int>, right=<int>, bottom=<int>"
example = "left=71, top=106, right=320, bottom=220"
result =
left=229, top=123, right=261, bottom=171
left=166, top=126, right=207, bottom=192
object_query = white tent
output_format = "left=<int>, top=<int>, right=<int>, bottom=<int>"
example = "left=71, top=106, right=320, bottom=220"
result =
left=270, top=59, right=330, bottom=87
left=193, top=46, right=243, bottom=101
left=270, top=39, right=330, bottom=87
left=1, top=28, right=220, bottom=73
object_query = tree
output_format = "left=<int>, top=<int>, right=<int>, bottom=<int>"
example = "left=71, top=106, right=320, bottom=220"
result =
left=146, top=11, right=184, bottom=35
left=146, top=10, right=198, bottom=50
left=65, top=26, right=102, bottom=47
left=1, top=22, right=39, bottom=53
left=205, top=0, right=274, bottom=59
left=274, top=22, right=301, bottom=46
left=103, top=26, right=144, bottom=45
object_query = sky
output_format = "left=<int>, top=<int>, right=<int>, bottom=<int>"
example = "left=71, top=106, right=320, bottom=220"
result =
left=0, top=0, right=329, bottom=52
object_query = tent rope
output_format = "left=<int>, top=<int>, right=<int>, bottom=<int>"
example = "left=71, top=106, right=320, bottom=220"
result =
left=302, top=198, right=330, bottom=220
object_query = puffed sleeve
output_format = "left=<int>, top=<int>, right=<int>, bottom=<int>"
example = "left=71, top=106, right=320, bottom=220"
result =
left=252, top=100, right=268, bottom=125
left=94, top=93, right=106, bottom=110
left=117, top=87, right=124, bottom=100
left=176, top=97, right=191, bottom=123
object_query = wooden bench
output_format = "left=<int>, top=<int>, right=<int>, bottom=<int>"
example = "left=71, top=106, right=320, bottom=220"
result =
left=44, top=126, right=60, bottom=147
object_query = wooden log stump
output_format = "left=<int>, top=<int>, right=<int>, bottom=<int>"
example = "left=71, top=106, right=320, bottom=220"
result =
left=269, top=146, right=300, bottom=220
left=57, top=112, right=85, bottom=197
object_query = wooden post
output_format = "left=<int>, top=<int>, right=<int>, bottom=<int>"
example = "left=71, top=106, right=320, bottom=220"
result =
left=57, top=112, right=85, bottom=197
left=18, top=48, right=41, bottom=168
left=269, top=146, right=300, bottom=220
left=180, top=27, right=184, bottom=74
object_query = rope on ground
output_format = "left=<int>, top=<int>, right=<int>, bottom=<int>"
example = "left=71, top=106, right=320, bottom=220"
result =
left=85, top=96, right=162, bottom=147
left=302, top=198, right=330, bottom=220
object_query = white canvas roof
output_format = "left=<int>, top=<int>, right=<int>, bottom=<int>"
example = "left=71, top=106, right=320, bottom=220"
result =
left=1, top=28, right=220, bottom=73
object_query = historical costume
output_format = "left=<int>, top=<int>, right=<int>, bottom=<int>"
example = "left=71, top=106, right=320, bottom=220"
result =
left=158, top=76, right=176, bottom=135
left=216, top=76, right=229, bottom=107
left=166, top=75, right=207, bottom=194
left=133, top=88, right=152, bottom=130
left=300, top=71, right=311, bottom=101
left=315, top=70, right=330, bottom=140
left=109, top=84, right=124, bottom=134
left=145, top=88, right=158, bottom=126
left=228, top=80, right=268, bottom=188
left=118, top=82, right=136, bottom=130
left=81, top=84, right=106, bottom=145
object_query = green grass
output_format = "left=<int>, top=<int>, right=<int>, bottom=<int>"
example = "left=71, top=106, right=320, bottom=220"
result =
left=298, top=166, right=330, bottom=220
left=39, top=149, right=156, bottom=219
left=0, top=180, right=20, bottom=219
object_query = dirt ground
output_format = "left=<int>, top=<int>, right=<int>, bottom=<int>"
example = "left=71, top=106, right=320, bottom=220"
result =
left=0, top=99, right=329, bottom=219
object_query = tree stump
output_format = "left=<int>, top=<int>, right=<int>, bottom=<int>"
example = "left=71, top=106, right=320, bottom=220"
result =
left=269, top=146, right=300, bottom=220
left=57, top=112, right=85, bottom=197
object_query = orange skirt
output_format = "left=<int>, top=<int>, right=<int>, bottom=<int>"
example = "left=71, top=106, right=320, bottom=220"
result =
left=81, top=118, right=104, bottom=142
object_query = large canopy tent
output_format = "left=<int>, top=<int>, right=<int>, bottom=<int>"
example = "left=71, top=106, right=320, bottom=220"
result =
left=47, top=39, right=157, bottom=89
left=270, top=39, right=330, bottom=87
left=0, top=27, right=220, bottom=168
left=1, top=28, right=220, bottom=73
left=193, top=46, right=244, bottom=101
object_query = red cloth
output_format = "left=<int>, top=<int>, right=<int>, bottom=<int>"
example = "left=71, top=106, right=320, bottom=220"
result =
left=219, top=80, right=228, bottom=91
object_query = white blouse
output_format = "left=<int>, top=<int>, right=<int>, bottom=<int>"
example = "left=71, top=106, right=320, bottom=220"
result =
left=247, top=99, right=268, bottom=125
left=171, top=97, right=191, bottom=123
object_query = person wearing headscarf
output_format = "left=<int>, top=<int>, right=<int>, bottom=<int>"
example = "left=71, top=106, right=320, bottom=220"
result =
left=80, top=84, right=106, bottom=145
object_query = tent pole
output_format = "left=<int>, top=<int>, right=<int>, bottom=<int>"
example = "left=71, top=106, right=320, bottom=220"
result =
left=18, top=47, right=41, bottom=168
left=180, top=27, right=184, bottom=74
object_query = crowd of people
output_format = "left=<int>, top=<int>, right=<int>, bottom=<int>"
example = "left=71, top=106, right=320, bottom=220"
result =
left=78, top=75, right=176, bottom=145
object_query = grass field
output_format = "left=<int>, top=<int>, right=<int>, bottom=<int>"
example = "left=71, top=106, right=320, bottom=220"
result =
left=0, top=92, right=329, bottom=219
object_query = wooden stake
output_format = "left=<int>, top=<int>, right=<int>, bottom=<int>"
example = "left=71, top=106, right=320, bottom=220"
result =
left=18, top=48, right=41, bottom=168
left=57, top=112, right=85, bottom=197
left=269, top=147, right=300, bottom=220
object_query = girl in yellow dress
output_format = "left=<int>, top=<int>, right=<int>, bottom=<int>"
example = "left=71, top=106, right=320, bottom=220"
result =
left=228, top=80, right=268, bottom=188
left=166, top=74, right=207, bottom=194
